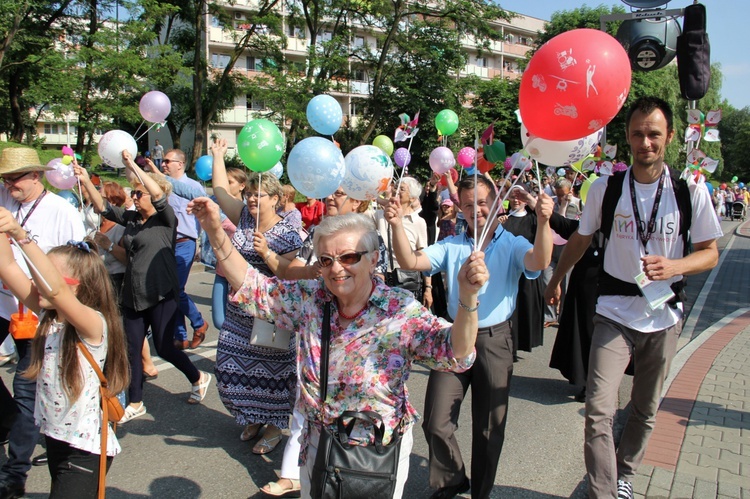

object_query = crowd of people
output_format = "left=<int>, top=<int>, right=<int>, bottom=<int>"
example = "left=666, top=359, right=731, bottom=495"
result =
left=0, top=96, right=725, bottom=499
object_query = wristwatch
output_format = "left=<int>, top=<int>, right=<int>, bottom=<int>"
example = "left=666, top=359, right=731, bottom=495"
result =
left=107, top=241, right=115, bottom=253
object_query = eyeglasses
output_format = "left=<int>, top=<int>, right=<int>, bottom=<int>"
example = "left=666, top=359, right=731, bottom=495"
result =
left=318, top=250, right=369, bottom=268
left=131, top=190, right=150, bottom=199
left=244, top=192, right=269, bottom=200
left=161, top=158, right=182, bottom=165
left=1, top=172, right=34, bottom=185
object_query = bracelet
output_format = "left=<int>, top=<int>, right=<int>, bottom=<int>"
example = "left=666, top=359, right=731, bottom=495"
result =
left=211, top=234, right=229, bottom=254
left=216, top=249, right=232, bottom=263
left=424, top=285, right=432, bottom=289
left=263, top=250, right=273, bottom=261
left=16, top=231, right=33, bottom=245
left=457, top=298, right=479, bottom=312
left=107, top=241, right=115, bottom=253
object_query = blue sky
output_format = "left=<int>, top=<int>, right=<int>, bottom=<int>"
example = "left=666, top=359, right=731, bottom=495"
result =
left=499, top=1, right=748, bottom=110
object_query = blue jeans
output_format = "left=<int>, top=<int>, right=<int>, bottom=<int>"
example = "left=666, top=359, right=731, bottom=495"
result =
left=211, top=274, right=229, bottom=331
left=174, top=239, right=204, bottom=342
left=0, top=320, right=39, bottom=484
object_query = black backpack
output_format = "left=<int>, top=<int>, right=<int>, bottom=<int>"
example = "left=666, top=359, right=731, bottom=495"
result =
left=597, top=168, right=692, bottom=303
left=676, top=3, right=710, bottom=100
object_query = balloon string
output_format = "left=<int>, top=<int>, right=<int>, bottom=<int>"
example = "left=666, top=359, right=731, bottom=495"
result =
left=135, top=122, right=158, bottom=142
left=255, top=172, right=262, bottom=290
left=477, top=151, right=525, bottom=248
left=10, top=238, right=52, bottom=293
left=133, top=120, right=145, bottom=138
left=473, top=130, right=478, bottom=251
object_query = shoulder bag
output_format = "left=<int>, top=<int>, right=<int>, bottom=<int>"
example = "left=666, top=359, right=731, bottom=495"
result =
left=310, top=302, right=402, bottom=499
left=250, top=318, right=292, bottom=350
left=77, top=340, right=124, bottom=499
left=385, top=224, right=423, bottom=296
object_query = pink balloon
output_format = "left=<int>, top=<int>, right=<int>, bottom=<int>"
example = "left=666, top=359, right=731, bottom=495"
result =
left=429, top=147, right=455, bottom=175
left=519, top=29, right=631, bottom=141
left=457, top=147, right=476, bottom=168
left=45, top=158, right=77, bottom=190
left=393, top=147, right=411, bottom=168
left=139, top=91, right=172, bottom=123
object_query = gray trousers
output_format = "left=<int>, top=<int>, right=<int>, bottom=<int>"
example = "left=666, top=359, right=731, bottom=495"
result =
left=422, top=322, right=513, bottom=499
left=585, top=314, right=680, bottom=498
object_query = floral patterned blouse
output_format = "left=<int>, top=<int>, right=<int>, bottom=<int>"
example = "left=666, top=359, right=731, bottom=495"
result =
left=231, top=266, right=475, bottom=460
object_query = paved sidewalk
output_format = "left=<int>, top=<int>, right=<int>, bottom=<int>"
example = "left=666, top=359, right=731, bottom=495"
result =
left=629, top=219, right=750, bottom=498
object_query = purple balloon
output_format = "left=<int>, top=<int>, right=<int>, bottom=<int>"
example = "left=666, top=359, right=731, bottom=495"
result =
left=429, top=146, right=455, bottom=175
left=139, top=91, right=171, bottom=123
left=393, top=147, right=411, bottom=168
left=45, top=158, right=77, bottom=190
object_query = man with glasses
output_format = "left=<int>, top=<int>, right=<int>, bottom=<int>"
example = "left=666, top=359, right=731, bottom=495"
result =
left=159, top=149, right=209, bottom=350
left=0, top=147, right=85, bottom=499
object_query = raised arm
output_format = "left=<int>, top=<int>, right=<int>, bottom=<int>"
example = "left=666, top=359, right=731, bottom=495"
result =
left=73, top=161, right=106, bottom=213
left=122, top=150, right=164, bottom=201
left=209, top=138, right=244, bottom=225
left=384, top=198, right=431, bottom=271
left=0, top=209, right=103, bottom=342
left=524, top=191, right=554, bottom=272
left=0, top=226, right=39, bottom=314
left=450, top=251, right=487, bottom=358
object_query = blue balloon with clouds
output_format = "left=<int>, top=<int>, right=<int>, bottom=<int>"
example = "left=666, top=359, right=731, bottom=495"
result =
left=287, top=137, right=345, bottom=199
left=57, top=189, right=80, bottom=208
left=269, top=161, right=283, bottom=179
left=306, top=95, right=343, bottom=136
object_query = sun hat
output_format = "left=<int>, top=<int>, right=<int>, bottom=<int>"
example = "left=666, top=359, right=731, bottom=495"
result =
left=0, top=147, right=53, bottom=176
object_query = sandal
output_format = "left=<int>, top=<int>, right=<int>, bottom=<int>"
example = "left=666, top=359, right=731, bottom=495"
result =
left=252, top=432, right=283, bottom=455
left=187, top=371, right=212, bottom=405
left=261, top=478, right=301, bottom=497
left=240, top=423, right=262, bottom=442
left=143, top=369, right=159, bottom=380
left=119, top=402, right=147, bottom=424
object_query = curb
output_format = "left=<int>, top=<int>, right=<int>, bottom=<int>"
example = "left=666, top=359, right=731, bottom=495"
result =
left=736, top=218, right=750, bottom=238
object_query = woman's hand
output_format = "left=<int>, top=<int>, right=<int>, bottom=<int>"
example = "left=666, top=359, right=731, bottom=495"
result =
left=253, top=231, right=269, bottom=260
left=187, top=197, right=222, bottom=231
left=458, top=251, right=488, bottom=294
left=93, top=231, right=112, bottom=250
left=211, top=138, right=228, bottom=159
left=122, top=149, right=137, bottom=170
left=73, top=162, right=91, bottom=183
left=0, top=207, right=27, bottom=241
left=384, top=197, right=403, bottom=227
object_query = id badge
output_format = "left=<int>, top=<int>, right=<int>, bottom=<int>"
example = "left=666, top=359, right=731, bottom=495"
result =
left=634, top=272, right=675, bottom=311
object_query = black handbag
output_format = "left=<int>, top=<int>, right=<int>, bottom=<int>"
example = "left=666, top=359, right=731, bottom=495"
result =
left=310, top=303, right=402, bottom=499
left=385, top=225, right=423, bottom=295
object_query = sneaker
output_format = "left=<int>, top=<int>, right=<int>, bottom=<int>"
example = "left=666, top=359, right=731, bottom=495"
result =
left=617, top=480, right=633, bottom=499
left=119, top=402, right=147, bottom=424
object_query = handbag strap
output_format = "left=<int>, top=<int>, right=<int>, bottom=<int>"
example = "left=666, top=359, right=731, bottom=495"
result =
left=319, top=302, right=332, bottom=403
left=77, top=341, right=108, bottom=499
left=386, top=223, right=395, bottom=272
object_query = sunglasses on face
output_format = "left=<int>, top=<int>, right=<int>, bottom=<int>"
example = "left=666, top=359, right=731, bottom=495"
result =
left=131, top=190, right=150, bottom=199
left=1, top=172, right=34, bottom=185
left=162, top=158, right=182, bottom=165
left=318, top=250, right=369, bottom=268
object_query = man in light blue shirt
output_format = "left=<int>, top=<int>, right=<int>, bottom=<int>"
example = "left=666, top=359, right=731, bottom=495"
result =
left=162, top=149, right=208, bottom=350
left=387, top=175, right=553, bottom=499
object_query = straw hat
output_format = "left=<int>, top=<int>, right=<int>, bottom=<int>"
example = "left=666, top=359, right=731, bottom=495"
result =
left=0, top=147, right=52, bottom=176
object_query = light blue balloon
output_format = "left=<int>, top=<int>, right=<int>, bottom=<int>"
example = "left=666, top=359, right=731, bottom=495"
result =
left=270, top=161, right=283, bottom=179
left=306, top=95, right=343, bottom=136
left=705, top=182, right=714, bottom=195
left=57, top=189, right=80, bottom=209
left=195, top=155, right=213, bottom=181
left=287, top=137, right=345, bottom=199
left=464, top=166, right=477, bottom=176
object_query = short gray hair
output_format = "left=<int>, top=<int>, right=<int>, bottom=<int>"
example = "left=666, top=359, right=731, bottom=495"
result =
left=554, top=178, right=572, bottom=190
left=401, top=176, right=422, bottom=200
left=313, top=213, right=380, bottom=256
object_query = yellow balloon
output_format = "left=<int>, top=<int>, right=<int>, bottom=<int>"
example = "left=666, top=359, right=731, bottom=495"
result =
left=61, top=155, right=73, bottom=165
left=571, top=154, right=593, bottom=173
left=579, top=173, right=598, bottom=204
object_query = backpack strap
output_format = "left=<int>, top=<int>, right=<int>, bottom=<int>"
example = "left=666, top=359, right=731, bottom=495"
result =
left=599, top=171, right=626, bottom=243
left=668, top=167, right=692, bottom=255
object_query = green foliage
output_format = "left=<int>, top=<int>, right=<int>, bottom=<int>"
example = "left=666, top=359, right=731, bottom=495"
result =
left=719, top=105, right=750, bottom=181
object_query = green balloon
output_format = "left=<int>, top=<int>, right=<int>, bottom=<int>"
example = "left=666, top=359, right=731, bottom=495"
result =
left=372, top=135, right=394, bottom=156
left=237, top=119, right=284, bottom=172
left=483, top=141, right=507, bottom=164
left=732, top=176, right=738, bottom=183
left=435, top=109, right=459, bottom=136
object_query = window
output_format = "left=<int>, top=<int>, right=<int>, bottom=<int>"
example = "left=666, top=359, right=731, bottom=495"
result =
left=211, top=53, right=230, bottom=69
left=210, top=16, right=221, bottom=28
left=288, top=25, right=304, bottom=38
left=505, top=34, right=514, bottom=44
left=353, top=36, right=365, bottom=48
left=321, top=31, right=333, bottom=42
left=246, top=96, right=265, bottom=110
left=352, top=69, right=366, bottom=81
left=520, top=36, right=531, bottom=46
left=247, top=57, right=263, bottom=71
left=475, top=57, right=486, bottom=67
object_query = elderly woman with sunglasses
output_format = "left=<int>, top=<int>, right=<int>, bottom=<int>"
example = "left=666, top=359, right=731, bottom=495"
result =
left=188, top=196, right=488, bottom=499
left=74, top=152, right=212, bottom=424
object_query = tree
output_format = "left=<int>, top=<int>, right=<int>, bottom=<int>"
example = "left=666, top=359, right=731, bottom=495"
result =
left=719, top=105, right=750, bottom=181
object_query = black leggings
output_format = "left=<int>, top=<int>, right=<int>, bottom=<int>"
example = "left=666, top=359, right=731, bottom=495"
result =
left=46, top=436, right=112, bottom=498
left=123, top=293, right=200, bottom=403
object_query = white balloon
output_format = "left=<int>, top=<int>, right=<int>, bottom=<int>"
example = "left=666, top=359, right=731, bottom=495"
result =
left=521, top=124, right=602, bottom=167
left=342, top=145, right=394, bottom=201
left=98, top=130, right=138, bottom=169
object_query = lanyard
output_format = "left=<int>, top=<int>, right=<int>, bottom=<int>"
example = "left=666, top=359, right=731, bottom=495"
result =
left=628, top=170, right=664, bottom=254
left=17, top=190, right=47, bottom=228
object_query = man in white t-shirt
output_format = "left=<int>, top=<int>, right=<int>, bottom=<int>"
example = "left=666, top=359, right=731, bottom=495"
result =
left=0, top=147, right=85, bottom=498
left=547, top=97, right=722, bottom=499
